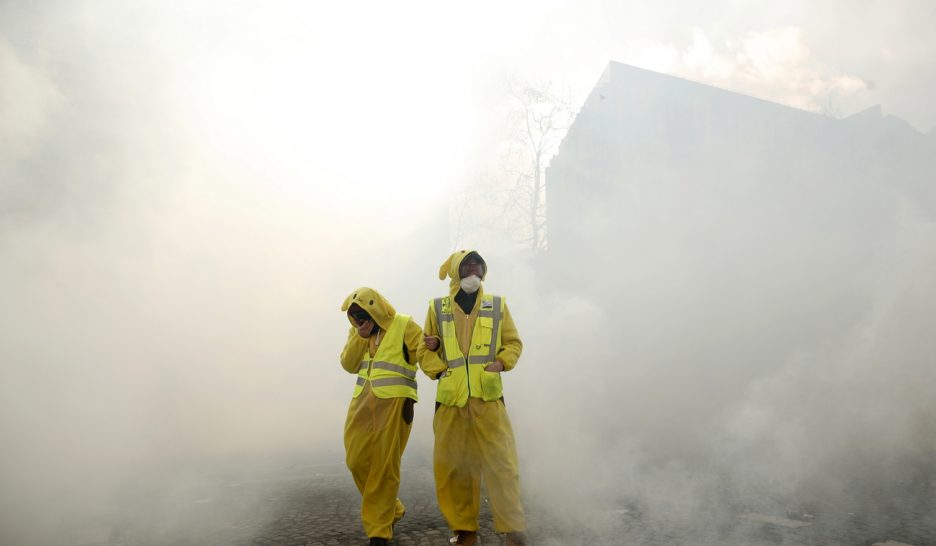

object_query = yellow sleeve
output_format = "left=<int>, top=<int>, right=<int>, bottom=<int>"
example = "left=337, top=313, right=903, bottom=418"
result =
left=339, top=327, right=369, bottom=374
left=417, top=304, right=447, bottom=379
left=497, top=302, right=523, bottom=371
left=403, top=317, right=423, bottom=366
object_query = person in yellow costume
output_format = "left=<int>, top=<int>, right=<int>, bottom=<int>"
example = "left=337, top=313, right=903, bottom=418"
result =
left=419, top=250, right=530, bottom=546
left=340, top=287, right=424, bottom=546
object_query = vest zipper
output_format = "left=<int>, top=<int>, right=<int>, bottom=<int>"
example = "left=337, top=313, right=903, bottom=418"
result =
left=464, top=308, right=472, bottom=398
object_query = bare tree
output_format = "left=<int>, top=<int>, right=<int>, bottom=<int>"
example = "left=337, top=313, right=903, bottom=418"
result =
left=448, top=168, right=503, bottom=250
left=449, top=80, right=575, bottom=251
left=502, top=80, right=574, bottom=251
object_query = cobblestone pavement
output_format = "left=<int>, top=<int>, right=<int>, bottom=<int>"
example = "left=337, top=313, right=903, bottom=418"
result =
left=73, top=459, right=936, bottom=546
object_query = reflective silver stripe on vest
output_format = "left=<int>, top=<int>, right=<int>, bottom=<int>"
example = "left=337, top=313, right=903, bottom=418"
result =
left=488, top=296, right=502, bottom=360
left=435, top=296, right=502, bottom=367
left=434, top=297, right=445, bottom=333
left=372, top=361, right=417, bottom=379
left=356, top=376, right=365, bottom=386
left=434, top=297, right=451, bottom=366
left=358, top=361, right=368, bottom=372
left=371, top=377, right=417, bottom=390
left=433, top=298, right=465, bottom=368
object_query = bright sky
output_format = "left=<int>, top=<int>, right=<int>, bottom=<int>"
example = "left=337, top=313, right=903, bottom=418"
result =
left=2, top=1, right=933, bottom=232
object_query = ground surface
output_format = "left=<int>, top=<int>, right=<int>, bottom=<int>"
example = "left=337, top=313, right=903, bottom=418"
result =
left=60, top=458, right=936, bottom=546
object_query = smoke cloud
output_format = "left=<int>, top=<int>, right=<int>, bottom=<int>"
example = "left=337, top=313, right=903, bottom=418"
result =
left=2, top=1, right=934, bottom=544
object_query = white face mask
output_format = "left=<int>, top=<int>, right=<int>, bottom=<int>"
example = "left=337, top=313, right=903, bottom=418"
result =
left=460, top=275, right=481, bottom=294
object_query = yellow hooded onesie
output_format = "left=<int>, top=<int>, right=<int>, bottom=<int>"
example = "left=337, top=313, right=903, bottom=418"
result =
left=418, top=251, right=526, bottom=534
left=340, top=287, right=423, bottom=540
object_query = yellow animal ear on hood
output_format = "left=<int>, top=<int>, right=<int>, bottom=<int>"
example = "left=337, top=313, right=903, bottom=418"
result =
left=438, top=249, right=487, bottom=281
left=439, top=249, right=488, bottom=296
left=341, top=287, right=396, bottom=331
left=439, top=250, right=464, bottom=297
left=439, top=250, right=472, bottom=281
left=438, top=253, right=457, bottom=280
left=340, top=292, right=355, bottom=312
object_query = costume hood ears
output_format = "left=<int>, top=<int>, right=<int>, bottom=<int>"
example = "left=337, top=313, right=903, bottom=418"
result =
left=439, top=249, right=487, bottom=295
left=341, top=287, right=396, bottom=331
left=438, top=252, right=460, bottom=281
left=439, top=249, right=486, bottom=282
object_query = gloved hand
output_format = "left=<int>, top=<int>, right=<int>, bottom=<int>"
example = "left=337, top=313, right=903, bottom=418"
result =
left=484, top=360, right=505, bottom=372
left=423, top=334, right=440, bottom=351
left=355, top=319, right=375, bottom=338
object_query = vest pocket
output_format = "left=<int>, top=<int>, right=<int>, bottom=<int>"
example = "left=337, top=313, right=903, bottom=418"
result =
left=479, top=370, right=503, bottom=401
left=476, top=316, right=494, bottom=352
left=436, top=369, right=458, bottom=405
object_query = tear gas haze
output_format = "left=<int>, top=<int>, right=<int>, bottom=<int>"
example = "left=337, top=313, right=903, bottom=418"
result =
left=2, top=1, right=935, bottom=544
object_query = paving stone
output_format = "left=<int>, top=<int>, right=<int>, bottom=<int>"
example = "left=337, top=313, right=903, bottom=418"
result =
left=69, top=460, right=936, bottom=546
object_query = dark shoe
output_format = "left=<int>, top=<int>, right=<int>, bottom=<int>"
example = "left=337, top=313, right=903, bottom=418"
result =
left=450, top=530, right=478, bottom=545
left=505, top=531, right=528, bottom=546
left=368, top=538, right=388, bottom=546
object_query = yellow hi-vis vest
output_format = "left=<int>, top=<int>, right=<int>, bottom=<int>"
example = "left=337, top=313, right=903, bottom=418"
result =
left=352, top=313, right=418, bottom=401
left=433, top=294, right=504, bottom=407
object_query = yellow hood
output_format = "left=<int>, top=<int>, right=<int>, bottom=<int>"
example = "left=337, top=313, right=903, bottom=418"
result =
left=341, top=287, right=396, bottom=332
left=437, top=249, right=487, bottom=296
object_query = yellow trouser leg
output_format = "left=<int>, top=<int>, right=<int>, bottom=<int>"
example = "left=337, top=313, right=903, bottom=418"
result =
left=344, top=385, right=412, bottom=539
left=434, top=404, right=481, bottom=531
left=474, top=399, right=525, bottom=533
